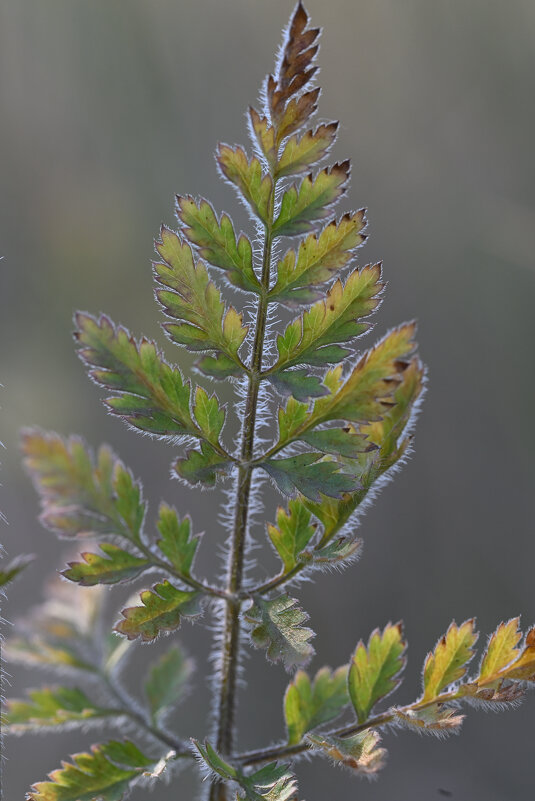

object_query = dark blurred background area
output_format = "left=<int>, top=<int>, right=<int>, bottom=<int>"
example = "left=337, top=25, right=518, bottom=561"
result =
left=2, top=1, right=534, bottom=799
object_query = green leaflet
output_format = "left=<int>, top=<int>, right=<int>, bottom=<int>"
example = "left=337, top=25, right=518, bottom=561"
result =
left=267, top=499, right=316, bottom=573
left=261, top=452, right=361, bottom=502
left=267, top=368, right=327, bottom=402
left=194, top=740, right=298, bottom=801
left=422, top=619, right=478, bottom=702
left=175, top=196, right=260, bottom=293
left=4, top=687, right=113, bottom=733
left=0, top=553, right=34, bottom=589
left=300, top=427, right=375, bottom=458
left=217, top=144, right=273, bottom=223
left=114, top=580, right=203, bottom=642
left=249, top=108, right=278, bottom=170
left=273, top=162, right=350, bottom=237
left=479, top=618, right=522, bottom=681
left=62, top=544, right=150, bottom=587
left=304, top=357, right=425, bottom=546
left=27, top=740, right=153, bottom=801
left=145, top=645, right=193, bottom=724
left=284, top=665, right=349, bottom=745
left=274, top=324, right=418, bottom=454
left=156, top=503, right=200, bottom=577
left=273, top=88, right=320, bottom=144
left=244, top=594, right=314, bottom=669
left=394, top=705, right=465, bottom=735
left=172, top=442, right=231, bottom=488
left=74, top=312, right=227, bottom=446
left=153, top=225, right=248, bottom=368
left=270, top=211, right=367, bottom=305
left=272, top=265, right=383, bottom=372
left=22, top=431, right=145, bottom=542
left=348, top=623, right=406, bottom=724
left=276, top=122, right=338, bottom=178
left=307, top=730, right=386, bottom=776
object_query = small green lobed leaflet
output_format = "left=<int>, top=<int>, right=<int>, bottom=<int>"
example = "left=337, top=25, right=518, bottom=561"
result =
left=4, top=687, right=114, bottom=733
left=307, top=730, right=386, bottom=776
left=244, top=594, right=315, bottom=670
left=114, top=580, right=203, bottom=642
left=348, top=623, right=406, bottom=724
left=62, top=543, right=150, bottom=587
left=273, top=162, right=351, bottom=237
left=284, top=665, right=349, bottom=745
left=422, top=619, right=478, bottom=702
left=27, top=740, right=154, bottom=801
left=267, top=498, right=317, bottom=573
left=216, top=143, right=273, bottom=224
left=144, top=644, right=193, bottom=724
left=156, top=502, right=201, bottom=577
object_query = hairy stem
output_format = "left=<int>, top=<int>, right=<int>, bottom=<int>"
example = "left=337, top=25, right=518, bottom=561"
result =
left=209, top=194, right=276, bottom=800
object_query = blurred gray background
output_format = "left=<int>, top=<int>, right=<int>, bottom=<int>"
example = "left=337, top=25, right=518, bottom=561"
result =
left=2, top=1, right=534, bottom=799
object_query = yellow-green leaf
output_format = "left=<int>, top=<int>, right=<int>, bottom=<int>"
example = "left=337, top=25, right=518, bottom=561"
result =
left=156, top=503, right=200, bottom=578
left=270, top=211, right=367, bottom=305
left=154, top=226, right=248, bottom=363
left=276, top=122, right=338, bottom=178
left=4, top=687, right=112, bottom=733
left=272, top=264, right=383, bottom=371
left=479, top=618, right=522, bottom=682
left=307, top=730, right=386, bottom=776
left=348, top=623, right=406, bottom=724
left=268, top=499, right=316, bottom=573
left=114, top=581, right=202, bottom=642
left=284, top=665, right=349, bottom=745
left=273, top=162, right=350, bottom=237
left=62, top=544, right=150, bottom=586
left=422, top=619, right=478, bottom=702
left=217, top=144, right=272, bottom=223
left=175, top=197, right=260, bottom=292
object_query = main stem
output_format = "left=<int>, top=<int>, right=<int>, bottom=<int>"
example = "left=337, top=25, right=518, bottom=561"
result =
left=209, top=194, right=275, bottom=801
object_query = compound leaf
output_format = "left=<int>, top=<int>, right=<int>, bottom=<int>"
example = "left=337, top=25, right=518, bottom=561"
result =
left=62, top=544, right=149, bottom=586
left=175, top=196, right=260, bottom=293
left=272, top=264, right=383, bottom=372
left=273, top=162, right=350, bottom=237
left=284, top=665, right=349, bottom=745
left=422, top=619, right=478, bottom=702
left=217, top=144, right=272, bottom=223
left=145, top=644, right=193, bottom=724
left=267, top=499, right=316, bottom=573
left=261, top=452, right=360, bottom=502
left=156, top=503, right=201, bottom=578
left=27, top=740, right=153, bottom=801
left=307, top=730, right=386, bottom=776
left=154, top=226, right=248, bottom=362
left=114, top=581, right=202, bottom=643
left=74, top=312, right=227, bottom=445
left=270, top=211, right=367, bottom=305
left=348, top=623, right=406, bottom=724
left=22, top=431, right=145, bottom=543
left=4, top=687, right=113, bottom=733
left=244, top=594, right=314, bottom=669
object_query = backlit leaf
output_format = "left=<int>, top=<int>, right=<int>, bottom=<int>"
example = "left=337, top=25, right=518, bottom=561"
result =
left=276, top=123, right=338, bottom=178
left=267, top=369, right=328, bottom=402
left=22, top=431, right=145, bottom=542
left=4, top=687, right=112, bottom=733
left=74, top=313, right=227, bottom=445
left=394, top=705, right=465, bottom=735
left=479, top=618, right=522, bottom=682
left=175, top=196, right=260, bottom=292
left=244, top=594, right=314, bottom=669
left=422, top=619, right=478, bottom=702
left=496, top=626, right=535, bottom=683
left=62, top=544, right=149, bottom=586
left=114, top=581, right=202, bottom=642
left=284, top=665, right=349, bottom=745
left=27, top=740, right=153, bottom=801
left=348, top=623, right=406, bottom=724
left=172, top=442, right=232, bottom=488
left=145, top=645, right=193, bottom=724
left=272, top=265, right=383, bottom=372
left=156, top=503, right=200, bottom=577
left=300, top=427, right=375, bottom=458
left=153, top=226, right=248, bottom=362
left=217, top=144, right=272, bottom=223
left=270, top=211, right=367, bottom=305
left=261, top=452, right=360, bottom=502
left=273, top=162, right=350, bottom=237
left=267, top=499, right=316, bottom=573
left=307, top=730, right=386, bottom=776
